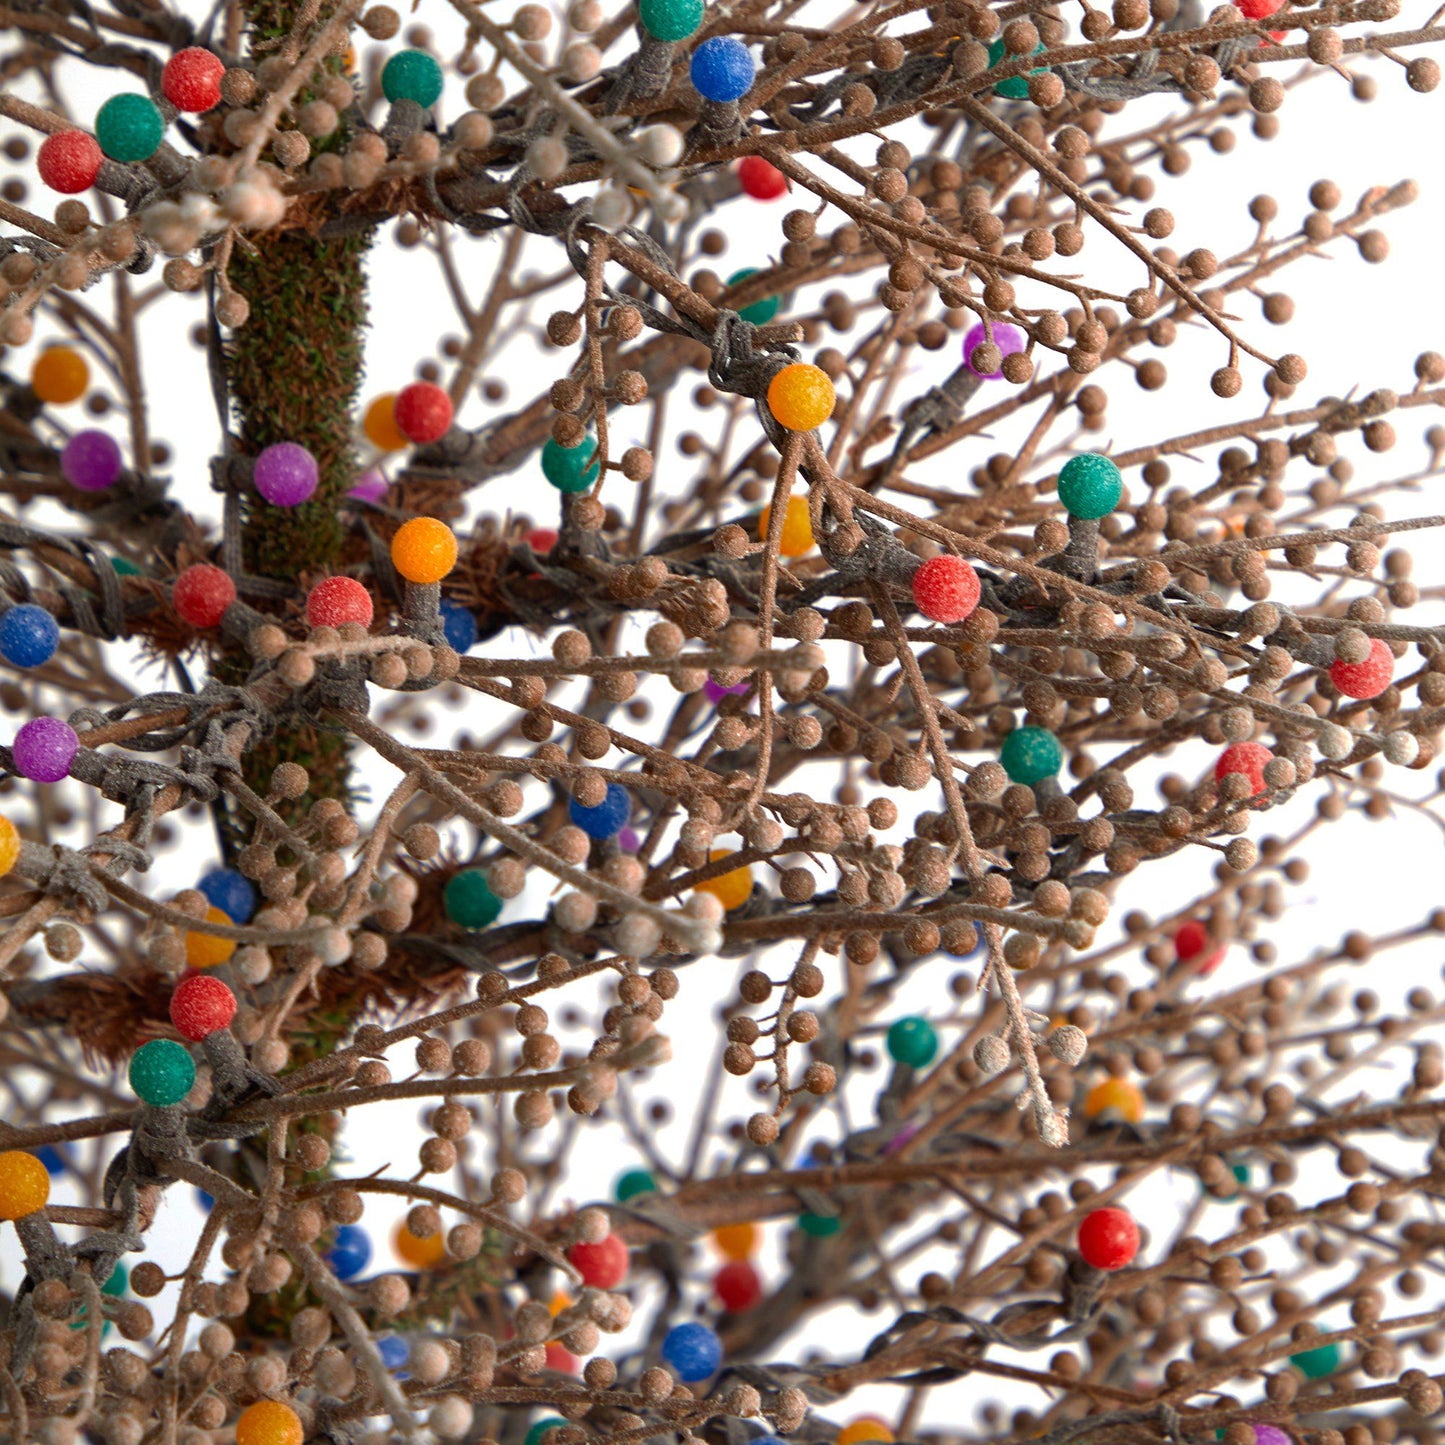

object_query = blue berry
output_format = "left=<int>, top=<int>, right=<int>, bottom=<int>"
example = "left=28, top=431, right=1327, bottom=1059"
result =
left=35, top=1145, right=69, bottom=1176
left=199, top=867, right=256, bottom=925
left=568, top=782, right=631, bottom=839
left=439, top=597, right=478, bottom=654
left=690, top=37, right=755, bottom=102
left=195, top=1187, right=215, bottom=1212
left=377, top=1335, right=409, bottom=1371
left=660, top=1321, right=723, bottom=1381
left=325, top=1224, right=372, bottom=1280
left=0, top=605, right=60, bottom=668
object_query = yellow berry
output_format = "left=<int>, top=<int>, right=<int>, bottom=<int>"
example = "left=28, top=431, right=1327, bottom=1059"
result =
left=766, top=363, right=835, bottom=432
left=712, top=1221, right=758, bottom=1260
left=0, top=815, right=19, bottom=878
left=0, top=1150, right=50, bottom=1221
left=395, top=1220, right=446, bottom=1268
left=839, top=1420, right=894, bottom=1445
left=236, top=1399, right=304, bottom=1445
left=31, top=346, right=89, bottom=405
left=391, top=517, right=458, bottom=584
left=758, top=494, right=814, bottom=557
left=1083, top=1076, right=1144, bottom=1124
left=185, top=905, right=236, bottom=970
left=548, top=1290, right=572, bottom=1316
left=363, top=393, right=408, bottom=452
left=693, top=850, right=753, bottom=911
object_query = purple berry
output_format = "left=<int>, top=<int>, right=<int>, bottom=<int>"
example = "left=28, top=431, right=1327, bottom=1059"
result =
left=61, top=430, right=122, bottom=491
left=13, top=716, right=80, bottom=783
left=253, top=442, right=319, bottom=507
left=704, top=678, right=751, bottom=704
left=348, top=468, right=388, bottom=503
left=963, top=321, right=1027, bottom=379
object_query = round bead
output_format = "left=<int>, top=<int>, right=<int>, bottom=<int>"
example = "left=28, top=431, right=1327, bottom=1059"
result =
left=37, top=131, right=102, bottom=194
left=714, top=1258, right=763, bottom=1311
left=377, top=1335, right=408, bottom=1368
left=911, top=554, right=981, bottom=624
left=173, top=564, right=237, bottom=628
left=35, top=1146, right=69, bottom=1175
left=525, top=1419, right=569, bottom=1445
left=0, top=605, right=60, bottom=668
left=705, top=677, right=750, bottom=705
left=1174, top=919, right=1225, bottom=977
left=169, top=974, right=237, bottom=1041
left=963, top=320, right=1027, bottom=378
left=1057, top=453, right=1123, bottom=519
left=568, top=1231, right=629, bottom=1288
left=1077, top=1206, right=1139, bottom=1270
left=693, top=850, right=752, bottom=910
left=758, top=493, right=814, bottom=556
left=0, top=1150, right=50, bottom=1220
left=162, top=48, right=226, bottom=112
left=797, top=1210, right=841, bottom=1237
left=639, top=0, right=703, bottom=39
left=306, top=576, right=374, bottom=630
left=886, top=1016, right=938, bottom=1069
left=738, top=155, right=787, bottom=199
left=444, top=869, right=502, bottom=929
left=382, top=49, right=444, bottom=107
left=1290, top=1342, right=1340, bottom=1379
left=767, top=363, right=835, bottom=432
left=527, top=528, right=558, bottom=555
left=95, top=93, right=164, bottom=163
left=186, top=905, right=237, bottom=969
left=393, top=381, right=453, bottom=444
left=568, top=782, right=631, bottom=839
left=61, top=429, right=123, bottom=490
left=1249, top=1427, right=1290, bottom=1445
left=325, top=1223, right=372, bottom=1280
left=690, top=36, right=755, bottom=101
left=394, top=1219, right=446, bottom=1268
left=348, top=468, right=388, bottom=503
left=254, top=441, right=319, bottom=507
left=0, top=816, right=19, bottom=878
left=728, top=268, right=780, bottom=326
left=31, top=346, right=89, bottom=404
left=661, top=1321, right=723, bottom=1381
left=713, top=1221, right=758, bottom=1260
left=236, top=1399, right=305, bottom=1445
left=391, top=517, right=458, bottom=584
left=1083, top=1076, right=1144, bottom=1123
left=13, top=716, right=79, bottom=783
left=1214, top=740, right=1273, bottom=797
left=112, top=557, right=142, bottom=576
left=439, top=597, right=478, bottom=654
left=1000, top=725, right=1062, bottom=785
left=838, top=1421, right=894, bottom=1445
left=364, top=394, right=409, bottom=451
left=542, top=436, right=600, bottom=493
left=986, top=37, right=1047, bottom=97
left=129, top=1038, right=196, bottom=1107
left=200, top=867, right=257, bottom=924
left=1330, top=637, right=1393, bottom=699
left=615, top=1167, right=657, bottom=1202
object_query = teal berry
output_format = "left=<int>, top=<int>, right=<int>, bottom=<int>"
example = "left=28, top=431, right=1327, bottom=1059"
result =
left=986, top=38, right=1047, bottom=99
left=886, top=1016, right=938, bottom=1069
left=95, top=94, right=164, bottom=163
left=1057, top=453, right=1123, bottom=519
left=615, top=1168, right=658, bottom=1202
left=444, top=868, right=502, bottom=929
left=128, top=1039, right=196, bottom=1107
left=525, top=1419, right=570, bottom=1445
left=797, top=1211, right=841, bottom=1237
left=111, top=557, right=142, bottom=576
left=638, top=0, right=704, bottom=41
left=542, top=436, right=600, bottom=494
left=1000, top=725, right=1063, bottom=786
left=1290, top=1342, right=1341, bottom=1379
left=70, top=1261, right=127, bottom=1329
left=382, top=50, right=444, bottom=107
left=728, top=268, right=780, bottom=326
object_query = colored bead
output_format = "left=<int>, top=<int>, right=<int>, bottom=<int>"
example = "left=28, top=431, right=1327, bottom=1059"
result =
left=1290, top=1342, right=1340, bottom=1379
left=444, top=868, right=502, bottom=929
left=199, top=867, right=256, bottom=924
left=31, top=346, right=89, bottom=404
left=705, top=678, right=750, bottom=704
left=325, top=1223, right=372, bottom=1280
left=693, top=850, right=752, bottom=910
left=728, top=268, right=780, bottom=326
left=112, top=557, right=142, bottom=576
left=886, top=1015, right=938, bottom=1068
left=1057, top=453, right=1123, bottom=519
left=61, top=429, right=122, bottom=490
left=525, top=1418, right=569, bottom=1445
left=714, top=1258, right=763, bottom=1311
left=838, top=1421, right=894, bottom=1445
left=254, top=441, right=319, bottom=507
left=364, top=394, right=409, bottom=451
left=37, top=131, right=102, bottom=194
left=0, top=815, right=19, bottom=878
left=172, top=564, right=237, bottom=628
left=527, top=528, right=558, bottom=554
left=797, top=1210, right=841, bottom=1237
left=660, top=1321, right=723, bottom=1381
left=162, top=48, right=226, bottom=112
left=186, top=905, right=237, bottom=969
left=35, top=1146, right=69, bottom=1175
left=615, top=1167, right=657, bottom=1202
left=639, top=0, right=703, bottom=39
left=0, top=605, right=60, bottom=668
left=394, top=381, right=453, bottom=444
left=1000, top=725, right=1062, bottom=785
left=738, top=155, right=788, bottom=199
left=542, top=436, right=600, bottom=493
left=0, top=1150, right=50, bottom=1220
left=1235, top=0, right=1283, bottom=16
left=13, top=716, right=79, bottom=783
left=986, top=37, right=1047, bottom=98
left=690, top=36, right=755, bottom=101
left=377, top=1334, right=409, bottom=1369
left=1251, top=1426, right=1292, bottom=1445
left=546, top=1340, right=580, bottom=1373
left=758, top=493, right=814, bottom=556
left=569, top=782, right=632, bottom=839
left=1330, top=637, right=1393, bottom=699
left=1215, top=740, right=1273, bottom=797
left=382, top=49, right=444, bottom=107
left=1174, top=919, right=1225, bottom=977
left=568, top=1231, right=629, bottom=1288
left=348, top=468, right=388, bottom=503
left=1083, top=1076, right=1144, bottom=1124
left=911, top=554, right=981, bottom=624
left=963, top=320, right=1027, bottom=378
left=1077, top=1206, right=1139, bottom=1270
left=766, top=362, right=835, bottom=431
left=391, top=517, right=458, bottom=583
left=713, top=1221, right=758, bottom=1259
left=129, top=1038, right=196, bottom=1107
left=236, top=1399, right=305, bottom=1445
left=439, top=597, right=478, bottom=654
left=306, top=576, right=374, bottom=630
left=395, top=1219, right=446, bottom=1268
left=169, top=974, right=237, bottom=1041
left=95, top=94, right=164, bottom=163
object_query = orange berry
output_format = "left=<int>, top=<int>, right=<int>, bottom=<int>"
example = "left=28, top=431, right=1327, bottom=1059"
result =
left=1083, top=1077, right=1145, bottom=1124
left=766, top=363, right=835, bottom=432
left=693, top=850, right=753, bottom=911
left=31, top=346, right=89, bottom=405
left=391, top=517, right=458, bottom=584
left=185, top=905, right=236, bottom=969
left=363, top=393, right=409, bottom=452
left=236, top=1399, right=304, bottom=1445
left=839, top=1420, right=894, bottom=1445
left=0, top=815, right=19, bottom=878
left=712, top=1221, right=758, bottom=1260
left=758, top=494, right=814, bottom=557
left=395, top=1220, right=447, bottom=1268
left=0, top=1150, right=50, bottom=1221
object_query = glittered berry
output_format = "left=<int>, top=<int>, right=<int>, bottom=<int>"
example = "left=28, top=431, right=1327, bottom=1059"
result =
left=392, top=517, right=458, bottom=584
left=963, top=320, right=1027, bottom=378
left=13, top=716, right=79, bottom=783
left=163, top=47, right=226, bottom=111
left=728, top=268, right=780, bottom=326
left=364, top=393, right=409, bottom=451
left=911, top=554, right=980, bottom=624
left=0, top=1150, right=50, bottom=1220
left=714, top=1258, right=763, bottom=1311
left=1174, top=918, right=1225, bottom=976
left=444, top=868, right=502, bottom=929
left=31, top=345, right=89, bottom=404
left=738, top=155, right=787, bottom=199
left=1083, top=1076, right=1144, bottom=1123
left=639, top=0, right=703, bottom=39
left=1215, top=740, right=1273, bottom=797
left=567, top=1231, right=629, bottom=1288
left=1078, top=1206, right=1139, bottom=1270
left=690, top=36, right=755, bottom=102
left=129, top=1038, right=196, bottom=1107
left=0, top=815, right=19, bottom=878
left=254, top=441, right=319, bottom=507
left=95, top=93, right=164, bottom=163
left=1057, top=452, right=1123, bottom=519
left=393, top=381, right=453, bottom=444
left=349, top=469, right=388, bottom=503
left=439, top=597, right=478, bottom=653
left=1251, top=1426, right=1292, bottom=1445
left=615, top=1167, right=656, bottom=1202
left=987, top=37, right=1047, bottom=97
left=542, top=436, right=600, bottom=493
left=306, top=576, right=374, bottom=630
left=186, top=905, right=237, bottom=969
left=661, top=1321, right=723, bottom=1381
left=1290, top=1342, right=1341, bottom=1379
left=693, top=850, right=753, bottom=910
left=382, top=49, right=444, bottom=107
left=325, top=1223, right=372, bottom=1280
left=37, top=130, right=102, bottom=193
left=61, top=429, right=122, bottom=490
left=169, top=974, right=237, bottom=1041
left=199, top=867, right=256, bottom=924
left=236, top=1399, right=305, bottom=1445
left=394, top=1219, right=446, bottom=1268
left=1330, top=637, right=1393, bottom=699
left=173, top=564, right=237, bottom=628
left=886, top=1015, right=938, bottom=1069
left=568, top=782, right=631, bottom=838
left=766, top=362, right=835, bottom=431
left=758, top=493, right=814, bottom=556
left=1000, top=725, right=1062, bottom=785
left=0, top=605, right=60, bottom=668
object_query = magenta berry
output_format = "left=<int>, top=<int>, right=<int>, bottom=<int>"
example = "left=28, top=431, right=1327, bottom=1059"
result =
left=253, top=442, right=319, bottom=507
left=963, top=320, right=1027, bottom=378
left=13, top=716, right=80, bottom=783
left=62, top=430, right=123, bottom=491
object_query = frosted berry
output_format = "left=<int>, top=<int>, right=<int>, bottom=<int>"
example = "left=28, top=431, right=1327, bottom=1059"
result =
left=838, top=1421, right=894, bottom=1445
left=393, top=381, right=453, bottom=444
left=382, top=49, right=444, bottom=107
left=348, top=468, right=388, bottom=503
left=527, top=528, right=558, bottom=554
left=1290, top=1342, right=1341, bottom=1379
left=162, top=48, right=226, bottom=111
left=394, top=1219, right=446, bottom=1267
left=690, top=37, right=755, bottom=102
left=199, top=867, right=256, bottom=924
left=1174, top=919, right=1226, bottom=976
left=912, top=554, right=981, bottom=624
left=693, top=850, right=753, bottom=910
left=886, top=1016, right=938, bottom=1068
left=660, top=1320, right=723, bottom=1381
left=0, top=1150, right=50, bottom=1220
left=639, top=0, right=703, bottom=39
left=129, top=1038, right=196, bottom=1107
left=364, top=393, right=409, bottom=451
left=728, top=268, right=780, bottom=326
left=37, top=131, right=102, bottom=193
left=569, top=782, right=631, bottom=838
left=1214, top=740, right=1273, bottom=797
left=325, top=1223, right=372, bottom=1280
left=705, top=678, right=750, bottom=704
left=444, top=869, right=502, bottom=929
left=391, top=517, right=458, bottom=584
left=31, top=346, right=89, bottom=404
left=567, top=1231, right=629, bottom=1287
left=439, top=597, right=478, bottom=653
left=542, top=436, right=600, bottom=493
left=766, top=363, right=835, bottom=431
left=1083, top=1076, right=1144, bottom=1123
left=254, top=441, right=319, bottom=507
left=798, top=1210, right=841, bottom=1236
left=1077, top=1206, right=1139, bottom=1270
left=0, top=816, right=19, bottom=878
left=186, top=905, right=237, bottom=969
left=1000, top=725, right=1062, bottom=785
left=713, top=1221, right=758, bottom=1259
left=1057, top=453, right=1123, bottom=519
left=95, top=93, right=164, bottom=163
left=0, top=605, right=60, bottom=668
left=1236, top=0, right=1283, bottom=16
left=738, top=155, right=787, bottom=199
left=236, top=1399, right=304, bottom=1445
left=963, top=320, right=1027, bottom=378
left=62, top=430, right=122, bottom=490
left=306, top=576, right=374, bottom=630
left=173, top=564, right=237, bottom=628
left=1329, top=637, right=1393, bottom=699
left=987, top=37, right=1047, bottom=97
left=169, top=974, right=237, bottom=1041
left=525, top=1420, right=569, bottom=1445
left=714, top=1258, right=763, bottom=1311
left=758, top=493, right=814, bottom=556
left=13, top=716, right=79, bottom=783
left=615, top=1168, right=656, bottom=1201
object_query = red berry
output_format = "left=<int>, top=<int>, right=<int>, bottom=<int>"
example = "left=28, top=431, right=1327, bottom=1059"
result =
left=911, top=554, right=981, bottom=624
left=738, top=155, right=787, bottom=200
left=393, top=382, right=453, bottom=444
left=1174, top=919, right=1226, bottom=977
left=162, top=48, right=226, bottom=111
left=1078, top=1207, right=1139, bottom=1271
left=306, top=576, right=374, bottom=630
left=527, top=528, right=558, bottom=554
left=545, top=1341, right=579, bottom=1373
left=1234, top=0, right=1282, bottom=17
left=1329, top=638, right=1393, bottom=700
left=567, top=1232, right=628, bottom=1289
left=169, top=973, right=237, bottom=1041
left=1214, top=740, right=1273, bottom=797
left=713, top=1259, right=763, bottom=1312
left=173, top=564, right=237, bottom=628
left=37, top=131, right=102, bottom=195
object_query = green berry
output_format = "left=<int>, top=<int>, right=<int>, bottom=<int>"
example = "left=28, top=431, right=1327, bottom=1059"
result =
left=95, top=94, right=164, bottom=163
left=1290, top=1342, right=1340, bottom=1379
left=444, top=868, right=502, bottom=929
left=999, top=725, right=1063, bottom=786
left=986, top=38, right=1047, bottom=99
left=886, top=1016, right=938, bottom=1069
left=525, top=1418, right=570, bottom=1445
left=382, top=50, right=444, bottom=107
left=798, top=1211, right=841, bottom=1237
left=128, top=1039, right=196, bottom=1107
left=728, top=269, right=780, bottom=326
left=638, top=0, right=704, bottom=40
left=615, top=1168, right=658, bottom=1202
left=542, top=436, right=600, bottom=494
left=112, top=557, right=142, bottom=576
left=1057, top=453, right=1123, bottom=519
